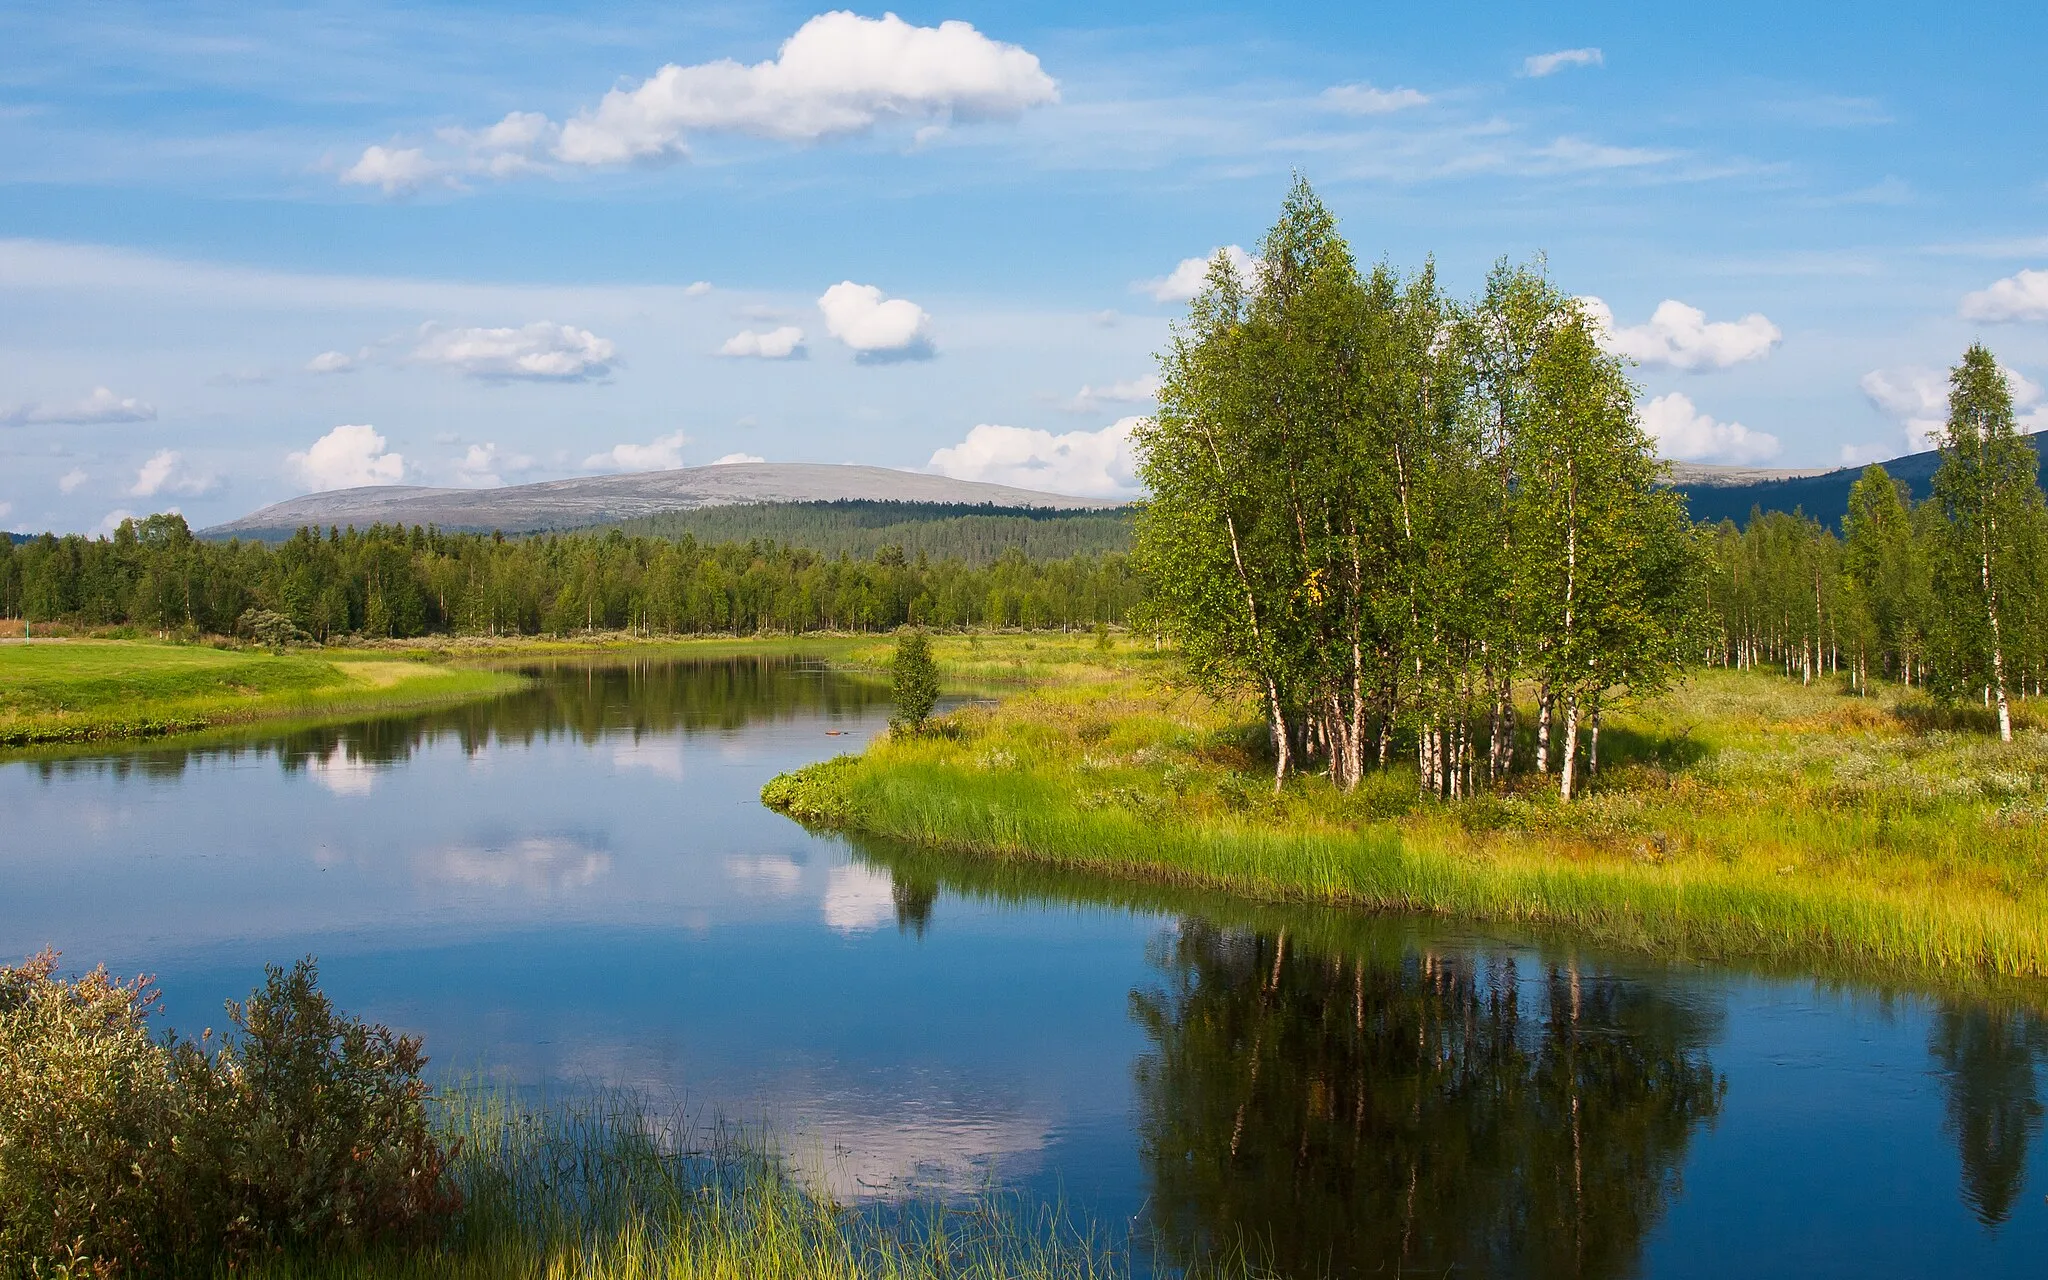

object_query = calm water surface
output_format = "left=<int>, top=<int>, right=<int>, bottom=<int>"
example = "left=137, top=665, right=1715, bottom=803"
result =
left=3, top=656, right=2046, bottom=1277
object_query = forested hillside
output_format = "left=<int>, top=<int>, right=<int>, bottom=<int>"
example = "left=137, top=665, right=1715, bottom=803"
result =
left=600, top=500, right=1134, bottom=564
left=1672, top=432, right=2048, bottom=530
left=0, top=518, right=1138, bottom=638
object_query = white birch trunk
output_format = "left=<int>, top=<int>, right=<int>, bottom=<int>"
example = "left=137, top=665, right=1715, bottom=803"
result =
left=1559, top=695, right=1581, bottom=802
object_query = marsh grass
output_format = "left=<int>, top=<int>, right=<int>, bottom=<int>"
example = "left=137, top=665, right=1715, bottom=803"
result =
left=766, top=635, right=2048, bottom=982
left=250, top=1088, right=1141, bottom=1280
left=0, top=641, right=527, bottom=745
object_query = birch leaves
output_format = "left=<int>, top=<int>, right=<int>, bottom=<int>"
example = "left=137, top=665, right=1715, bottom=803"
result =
left=1135, top=179, right=1699, bottom=801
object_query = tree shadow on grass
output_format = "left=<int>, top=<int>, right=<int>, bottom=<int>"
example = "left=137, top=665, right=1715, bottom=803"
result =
left=1890, top=695, right=2047, bottom=737
left=1589, top=722, right=1712, bottom=774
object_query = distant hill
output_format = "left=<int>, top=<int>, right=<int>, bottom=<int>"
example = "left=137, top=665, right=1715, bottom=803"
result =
left=201, top=462, right=1118, bottom=541
left=1666, top=433, right=2048, bottom=530
left=602, top=500, right=1135, bottom=565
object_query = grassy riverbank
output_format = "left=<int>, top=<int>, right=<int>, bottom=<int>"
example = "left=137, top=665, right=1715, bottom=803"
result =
left=0, top=633, right=894, bottom=747
left=765, top=635, right=2048, bottom=981
left=0, top=641, right=527, bottom=745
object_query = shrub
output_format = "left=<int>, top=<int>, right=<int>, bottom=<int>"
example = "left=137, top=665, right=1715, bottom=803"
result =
left=237, top=608, right=308, bottom=651
left=0, top=954, right=457, bottom=1277
left=0, top=952, right=180, bottom=1275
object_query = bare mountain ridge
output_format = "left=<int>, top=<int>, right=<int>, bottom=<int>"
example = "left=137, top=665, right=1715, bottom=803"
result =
left=197, top=444, right=2039, bottom=543
left=1661, top=460, right=1833, bottom=488
left=202, top=463, right=1119, bottom=539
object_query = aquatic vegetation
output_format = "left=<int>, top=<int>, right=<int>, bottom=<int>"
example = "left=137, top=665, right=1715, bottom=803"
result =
left=249, top=1090, right=1137, bottom=1280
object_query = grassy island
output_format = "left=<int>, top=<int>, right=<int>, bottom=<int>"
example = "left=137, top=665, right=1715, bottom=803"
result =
left=767, top=633, right=2048, bottom=982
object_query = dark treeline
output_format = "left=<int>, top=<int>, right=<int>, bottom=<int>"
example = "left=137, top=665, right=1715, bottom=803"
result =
left=0, top=515, right=1140, bottom=639
left=1703, top=345, right=2047, bottom=739
left=603, top=499, right=1134, bottom=565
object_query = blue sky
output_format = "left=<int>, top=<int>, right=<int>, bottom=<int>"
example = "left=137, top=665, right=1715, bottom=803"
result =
left=3, top=0, right=2046, bottom=533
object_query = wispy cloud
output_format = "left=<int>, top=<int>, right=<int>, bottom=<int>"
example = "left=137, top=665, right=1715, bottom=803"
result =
left=0, top=386, right=156, bottom=427
left=1522, top=48, right=1603, bottom=78
left=1319, top=83, right=1429, bottom=115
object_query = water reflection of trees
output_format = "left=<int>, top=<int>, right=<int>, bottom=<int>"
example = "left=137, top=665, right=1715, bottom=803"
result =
left=1131, top=922, right=1726, bottom=1279
left=1930, top=1002, right=2048, bottom=1226
left=23, top=657, right=889, bottom=782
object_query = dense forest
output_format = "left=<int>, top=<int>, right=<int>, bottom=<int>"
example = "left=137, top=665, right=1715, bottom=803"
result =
left=1702, top=350, right=2048, bottom=741
left=0, top=520, right=1139, bottom=638
left=602, top=500, right=1133, bottom=564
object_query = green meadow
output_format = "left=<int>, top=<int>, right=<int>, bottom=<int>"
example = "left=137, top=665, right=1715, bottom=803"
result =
left=0, top=640, right=525, bottom=745
left=768, top=632, right=2048, bottom=982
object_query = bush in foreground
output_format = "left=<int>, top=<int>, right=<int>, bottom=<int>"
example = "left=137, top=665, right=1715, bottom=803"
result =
left=0, top=954, right=455, bottom=1276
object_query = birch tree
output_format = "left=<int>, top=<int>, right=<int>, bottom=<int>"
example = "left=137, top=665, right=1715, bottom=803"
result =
left=1929, top=344, right=2045, bottom=741
left=1514, top=307, right=1680, bottom=800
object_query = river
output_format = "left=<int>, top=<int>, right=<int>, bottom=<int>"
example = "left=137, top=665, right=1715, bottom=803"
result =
left=3, top=655, right=2044, bottom=1277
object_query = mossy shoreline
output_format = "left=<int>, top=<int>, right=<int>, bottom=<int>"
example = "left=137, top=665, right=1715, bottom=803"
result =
left=765, top=636, right=2048, bottom=984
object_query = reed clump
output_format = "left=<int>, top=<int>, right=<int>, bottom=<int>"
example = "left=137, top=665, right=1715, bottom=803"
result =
left=248, top=1090, right=1131, bottom=1280
left=766, top=635, right=2048, bottom=980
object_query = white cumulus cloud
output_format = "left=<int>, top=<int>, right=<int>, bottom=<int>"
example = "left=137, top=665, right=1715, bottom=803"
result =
left=1137, top=245, right=1258, bottom=304
left=817, top=282, right=933, bottom=361
left=1320, top=83, right=1429, bottom=114
left=584, top=430, right=690, bottom=472
left=928, top=416, right=1142, bottom=497
left=413, top=322, right=615, bottom=381
left=1856, top=364, right=2048, bottom=450
left=1580, top=297, right=1780, bottom=370
left=129, top=449, right=214, bottom=498
left=451, top=442, right=535, bottom=487
left=93, top=509, right=142, bottom=539
left=288, top=424, right=405, bottom=492
left=0, top=386, right=156, bottom=427
left=1061, top=374, right=1159, bottom=413
left=342, top=13, right=1056, bottom=190
left=1860, top=367, right=1948, bottom=451
left=1640, top=393, right=1781, bottom=465
left=340, top=145, right=448, bottom=196
left=1959, top=268, right=2048, bottom=323
left=710, top=452, right=765, bottom=465
left=57, top=468, right=87, bottom=494
left=1524, top=47, right=1604, bottom=77
left=305, top=349, right=359, bottom=374
left=718, top=325, right=806, bottom=358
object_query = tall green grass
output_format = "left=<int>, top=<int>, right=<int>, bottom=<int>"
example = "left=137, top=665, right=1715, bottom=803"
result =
left=0, top=641, right=526, bottom=745
left=765, top=645, right=2048, bottom=982
left=250, top=1089, right=1144, bottom=1280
